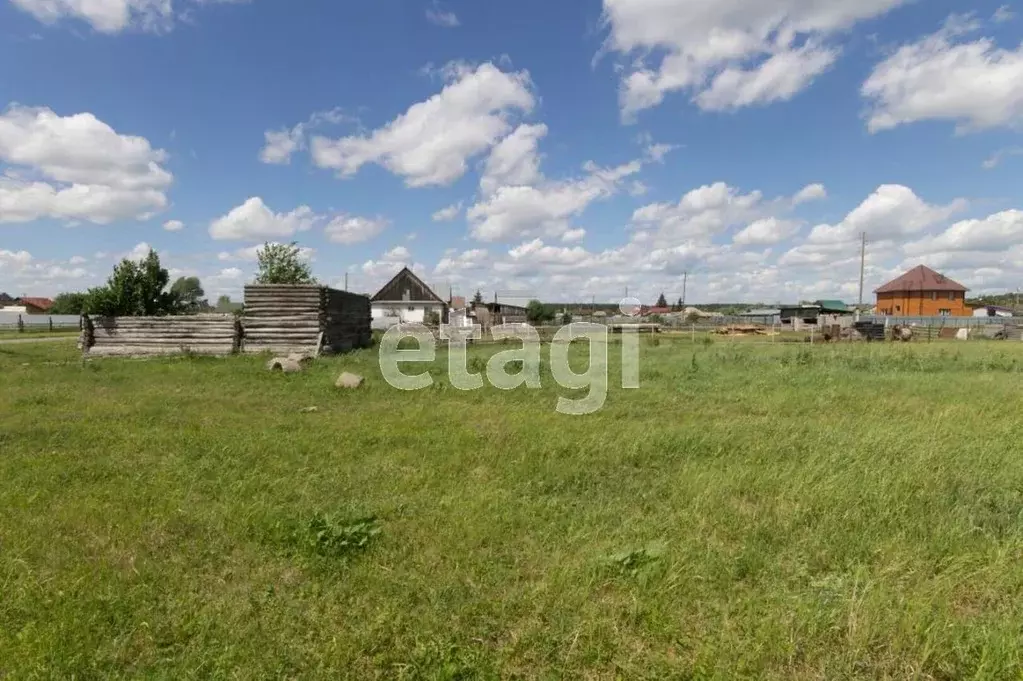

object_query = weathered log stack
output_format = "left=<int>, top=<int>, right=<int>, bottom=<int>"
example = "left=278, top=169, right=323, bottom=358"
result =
left=242, top=284, right=323, bottom=355
left=82, top=314, right=240, bottom=356
left=78, top=286, right=371, bottom=358
left=242, top=284, right=371, bottom=355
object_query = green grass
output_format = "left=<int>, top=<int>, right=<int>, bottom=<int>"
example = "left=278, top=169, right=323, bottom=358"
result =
left=3, top=339, right=1023, bottom=679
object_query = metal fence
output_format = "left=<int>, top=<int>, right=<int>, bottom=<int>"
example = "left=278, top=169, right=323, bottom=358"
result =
left=860, top=315, right=1009, bottom=328
left=0, top=313, right=82, bottom=332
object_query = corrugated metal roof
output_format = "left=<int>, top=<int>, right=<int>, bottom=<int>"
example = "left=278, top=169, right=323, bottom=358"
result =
left=875, top=265, right=967, bottom=294
left=815, top=299, right=849, bottom=313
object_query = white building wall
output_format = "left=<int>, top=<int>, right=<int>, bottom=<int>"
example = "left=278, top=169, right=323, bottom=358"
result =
left=371, top=302, right=444, bottom=324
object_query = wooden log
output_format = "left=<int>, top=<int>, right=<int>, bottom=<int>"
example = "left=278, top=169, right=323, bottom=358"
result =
left=243, top=291, right=322, bottom=300
left=92, top=330, right=236, bottom=339
left=242, top=306, right=321, bottom=314
left=241, top=318, right=321, bottom=327
left=88, top=346, right=233, bottom=356
left=92, top=340, right=236, bottom=347
left=93, top=322, right=235, bottom=331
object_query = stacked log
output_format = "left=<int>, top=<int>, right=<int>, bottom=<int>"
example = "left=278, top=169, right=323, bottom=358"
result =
left=83, top=314, right=238, bottom=356
left=322, top=288, right=372, bottom=353
left=242, top=284, right=324, bottom=355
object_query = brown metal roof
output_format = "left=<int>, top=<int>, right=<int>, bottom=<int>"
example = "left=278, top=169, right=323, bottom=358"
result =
left=874, top=265, right=967, bottom=294
left=19, top=297, right=54, bottom=311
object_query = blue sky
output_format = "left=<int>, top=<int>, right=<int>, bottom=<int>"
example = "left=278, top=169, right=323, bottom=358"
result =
left=1, top=0, right=1022, bottom=304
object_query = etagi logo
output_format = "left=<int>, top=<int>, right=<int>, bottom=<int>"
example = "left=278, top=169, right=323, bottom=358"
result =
left=378, top=298, right=644, bottom=415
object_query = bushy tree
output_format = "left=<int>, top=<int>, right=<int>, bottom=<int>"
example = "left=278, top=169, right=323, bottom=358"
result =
left=49, top=291, right=88, bottom=315
left=171, top=276, right=207, bottom=312
left=255, top=242, right=315, bottom=284
left=526, top=299, right=556, bottom=324
left=85, top=248, right=180, bottom=316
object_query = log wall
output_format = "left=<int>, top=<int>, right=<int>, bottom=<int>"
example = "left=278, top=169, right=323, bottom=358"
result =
left=242, top=284, right=371, bottom=355
left=83, top=314, right=240, bottom=357
left=79, top=285, right=372, bottom=358
left=242, top=284, right=323, bottom=355
left=322, top=287, right=372, bottom=353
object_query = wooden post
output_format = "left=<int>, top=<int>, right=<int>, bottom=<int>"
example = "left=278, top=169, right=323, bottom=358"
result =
left=49, top=317, right=54, bottom=332
left=691, top=323, right=695, bottom=345
left=17, top=314, right=24, bottom=333
left=80, top=314, right=94, bottom=355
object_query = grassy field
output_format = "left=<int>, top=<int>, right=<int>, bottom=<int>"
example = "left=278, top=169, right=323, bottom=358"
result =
left=2, top=338, right=1023, bottom=679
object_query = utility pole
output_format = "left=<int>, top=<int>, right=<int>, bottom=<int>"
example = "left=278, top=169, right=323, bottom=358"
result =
left=344, top=272, right=348, bottom=291
left=858, top=232, right=866, bottom=308
left=682, top=271, right=688, bottom=308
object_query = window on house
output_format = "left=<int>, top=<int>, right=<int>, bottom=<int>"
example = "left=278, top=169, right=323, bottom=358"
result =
left=895, top=305, right=901, bottom=312
left=408, top=306, right=415, bottom=311
left=930, top=291, right=937, bottom=300
left=939, top=309, right=951, bottom=316
left=948, top=291, right=955, bottom=301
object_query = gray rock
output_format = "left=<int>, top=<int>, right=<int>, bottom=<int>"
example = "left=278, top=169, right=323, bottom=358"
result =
left=335, top=371, right=364, bottom=388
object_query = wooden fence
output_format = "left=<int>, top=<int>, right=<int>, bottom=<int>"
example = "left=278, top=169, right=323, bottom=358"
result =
left=83, top=314, right=240, bottom=356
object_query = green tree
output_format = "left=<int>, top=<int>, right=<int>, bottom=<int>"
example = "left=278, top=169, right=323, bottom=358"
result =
left=473, top=290, right=484, bottom=304
left=255, top=242, right=315, bottom=284
left=674, top=297, right=684, bottom=312
left=171, top=276, right=207, bottom=312
left=49, top=291, right=88, bottom=315
left=526, top=299, right=556, bottom=324
left=84, top=248, right=180, bottom=316
left=656, top=292, right=668, bottom=308
left=217, top=294, right=232, bottom=308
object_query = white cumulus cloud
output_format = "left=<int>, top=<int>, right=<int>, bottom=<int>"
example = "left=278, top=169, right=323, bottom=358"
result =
left=602, top=0, right=909, bottom=119
left=10, top=0, right=249, bottom=34
left=863, top=17, right=1023, bottom=132
left=0, top=105, right=172, bottom=224
left=325, top=215, right=389, bottom=244
left=208, top=197, right=318, bottom=241
left=310, top=62, right=535, bottom=187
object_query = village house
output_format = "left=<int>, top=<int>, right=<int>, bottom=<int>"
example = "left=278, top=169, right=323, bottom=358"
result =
left=875, top=265, right=969, bottom=317
left=0, top=296, right=54, bottom=314
left=370, top=267, right=448, bottom=324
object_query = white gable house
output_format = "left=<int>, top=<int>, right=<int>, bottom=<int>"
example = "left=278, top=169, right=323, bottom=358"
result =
left=370, top=267, right=448, bottom=325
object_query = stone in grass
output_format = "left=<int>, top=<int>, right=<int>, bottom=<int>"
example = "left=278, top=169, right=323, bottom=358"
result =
left=267, top=357, right=303, bottom=373
left=335, top=372, right=364, bottom=389
left=288, top=352, right=315, bottom=365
